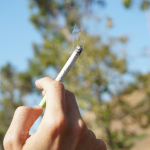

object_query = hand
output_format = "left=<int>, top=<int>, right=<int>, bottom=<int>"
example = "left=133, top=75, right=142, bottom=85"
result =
left=3, top=77, right=107, bottom=150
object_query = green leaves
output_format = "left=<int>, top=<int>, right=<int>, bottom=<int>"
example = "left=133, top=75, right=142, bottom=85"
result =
left=123, top=0, right=150, bottom=10
left=1, top=63, right=14, bottom=79
left=141, top=0, right=150, bottom=10
left=1, top=0, right=149, bottom=149
left=123, top=0, right=132, bottom=8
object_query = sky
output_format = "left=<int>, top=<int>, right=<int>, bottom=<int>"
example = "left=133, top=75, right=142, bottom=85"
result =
left=0, top=0, right=42, bottom=71
left=0, top=0, right=150, bottom=74
left=0, top=0, right=150, bottom=73
left=105, top=1, right=150, bottom=73
left=1, top=0, right=150, bottom=133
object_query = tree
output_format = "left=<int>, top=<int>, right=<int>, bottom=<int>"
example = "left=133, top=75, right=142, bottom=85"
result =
left=0, top=0, right=148, bottom=149
left=26, top=0, right=134, bottom=149
left=122, top=0, right=150, bottom=10
left=0, top=64, right=23, bottom=149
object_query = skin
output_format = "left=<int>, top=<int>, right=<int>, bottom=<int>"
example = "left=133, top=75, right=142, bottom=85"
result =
left=3, top=77, right=107, bottom=150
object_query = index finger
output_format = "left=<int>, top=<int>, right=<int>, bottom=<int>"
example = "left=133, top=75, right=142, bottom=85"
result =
left=35, top=77, right=54, bottom=90
left=35, top=77, right=66, bottom=114
left=35, top=77, right=67, bottom=137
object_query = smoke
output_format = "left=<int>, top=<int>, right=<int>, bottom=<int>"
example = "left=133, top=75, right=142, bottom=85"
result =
left=72, top=24, right=81, bottom=41
left=64, top=0, right=92, bottom=51
left=71, top=24, right=85, bottom=49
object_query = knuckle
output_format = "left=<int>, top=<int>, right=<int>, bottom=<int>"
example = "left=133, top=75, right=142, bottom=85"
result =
left=42, top=90, right=46, bottom=96
left=15, top=106, right=32, bottom=117
left=72, top=119, right=88, bottom=138
left=96, top=139, right=107, bottom=150
left=79, top=119, right=88, bottom=133
left=43, top=77, right=51, bottom=81
left=88, top=130, right=97, bottom=144
left=44, top=77, right=51, bottom=80
left=15, top=106, right=31, bottom=114
left=51, top=81, right=64, bottom=90
left=59, top=114, right=68, bottom=128
left=3, top=135, right=13, bottom=149
left=3, top=133, right=14, bottom=149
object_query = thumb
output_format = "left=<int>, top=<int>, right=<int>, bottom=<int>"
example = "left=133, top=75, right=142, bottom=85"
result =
left=4, top=106, right=43, bottom=148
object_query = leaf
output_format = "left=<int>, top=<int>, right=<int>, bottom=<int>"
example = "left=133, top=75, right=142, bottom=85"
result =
left=141, top=0, right=150, bottom=10
left=123, top=0, right=132, bottom=8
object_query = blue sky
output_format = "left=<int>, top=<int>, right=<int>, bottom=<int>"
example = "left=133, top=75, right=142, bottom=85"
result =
left=1, top=0, right=150, bottom=133
left=0, top=0, right=42, bottom=71
left=0, top=0, right=150, bottom=73
left=106, top=1, right=150, bottom=73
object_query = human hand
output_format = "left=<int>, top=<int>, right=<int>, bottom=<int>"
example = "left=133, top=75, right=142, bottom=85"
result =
left=3, top=77, right=107, bottom=150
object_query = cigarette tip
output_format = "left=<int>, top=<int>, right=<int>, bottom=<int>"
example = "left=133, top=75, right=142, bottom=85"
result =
left=76, top=45, right=83, bottom=54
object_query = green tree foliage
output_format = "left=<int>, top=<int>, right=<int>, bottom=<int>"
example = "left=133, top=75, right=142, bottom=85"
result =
left=25, top=0, right=134, bottom=149
left=0, top=0, right=149, bottom=150
left=123, top=0, right=132, bottom=8
left=123, top=73, right=150, bottom=129
left=123, top=0, right=150, bottom=10
left=0, top=64, right=23, bottom=149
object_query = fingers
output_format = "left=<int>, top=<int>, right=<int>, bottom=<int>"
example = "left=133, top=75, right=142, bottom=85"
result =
left=35, top=77, right=54, bottom=90
left=3, top=106, right=43, bottom=150
left=42, top=90, right=46, bottom=96
left=96, top=139, right=107, bottom=150
left=86, top=130, right=97, bottom=150
left=65, top=90, right=81, bottom=120
left=36, top=77, right=66, bottom=114
left=35, top=77, right=84, bottom=144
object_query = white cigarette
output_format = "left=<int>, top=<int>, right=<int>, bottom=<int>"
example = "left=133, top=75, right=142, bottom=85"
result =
left=39, top=45, right=83, bottom=108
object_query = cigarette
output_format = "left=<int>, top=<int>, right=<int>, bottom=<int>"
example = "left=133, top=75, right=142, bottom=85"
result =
left=39, top=45, right=83, bottom=108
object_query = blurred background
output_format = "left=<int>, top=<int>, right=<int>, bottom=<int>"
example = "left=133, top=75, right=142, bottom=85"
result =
left=1, top=0, right=150, bottom=149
